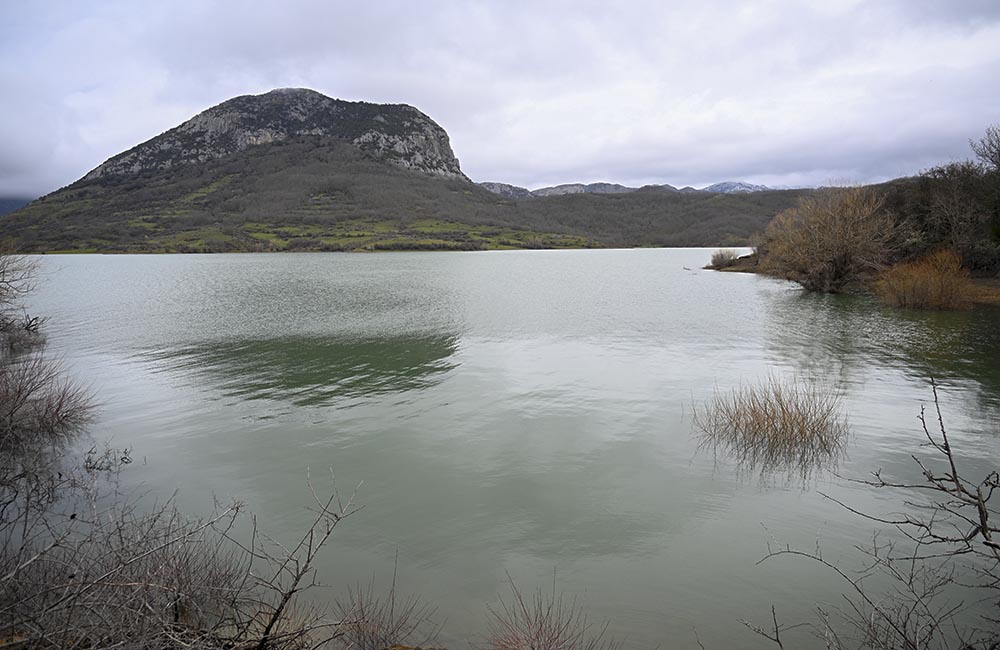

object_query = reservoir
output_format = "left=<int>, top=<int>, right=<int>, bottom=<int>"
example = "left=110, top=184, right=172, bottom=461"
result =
left=28, top=249, right=1000, bottom=648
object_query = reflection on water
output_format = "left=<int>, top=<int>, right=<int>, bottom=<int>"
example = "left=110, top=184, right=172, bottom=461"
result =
left=142, top=335, right=459, bottom=407
left=760, top=289, right=1000, bottom=417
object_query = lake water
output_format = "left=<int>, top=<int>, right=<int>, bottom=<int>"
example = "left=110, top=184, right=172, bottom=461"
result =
left=27, top=249, right=1000, bottom=648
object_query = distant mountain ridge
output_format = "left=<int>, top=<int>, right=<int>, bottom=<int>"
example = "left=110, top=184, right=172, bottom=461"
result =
left=478, top=179, right=774, bottom=198
left=701, top=181, right=772, bottom=193
left=0, top=197, right=32, bottom=216
left=84, top=88, right=467, bottom=182
left=477, top=182, right=532, bottom=199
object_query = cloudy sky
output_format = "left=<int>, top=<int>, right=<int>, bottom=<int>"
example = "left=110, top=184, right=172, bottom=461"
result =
left=2, top=0, right=999, bottom=196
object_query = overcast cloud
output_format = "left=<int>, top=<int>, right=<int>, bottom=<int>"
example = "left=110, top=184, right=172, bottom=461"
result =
left=2, top=0, right=999, bottom=196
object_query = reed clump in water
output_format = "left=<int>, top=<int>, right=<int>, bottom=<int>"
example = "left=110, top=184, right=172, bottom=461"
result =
left=709, top=248, right=740, bottom=269
left=693, top=377, right=849, bottom=478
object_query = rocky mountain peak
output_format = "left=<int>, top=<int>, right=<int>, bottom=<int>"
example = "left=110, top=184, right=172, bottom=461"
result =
left=83, top=89, right=468, bottom=182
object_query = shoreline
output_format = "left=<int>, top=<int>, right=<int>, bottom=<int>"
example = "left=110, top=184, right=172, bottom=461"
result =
left=708, top=254, right=1000, bottom=308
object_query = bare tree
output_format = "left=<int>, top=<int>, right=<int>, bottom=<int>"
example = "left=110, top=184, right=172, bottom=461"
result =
left=970, top=124, right=1000, bottom=170
left=758, top=186, right=896, bottom=292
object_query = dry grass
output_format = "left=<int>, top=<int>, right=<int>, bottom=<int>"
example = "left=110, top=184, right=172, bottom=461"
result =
left=875, top=249, right=975, bottom=310
left=484, top=576, right=619, bottom=650
left=693, top=377, right=849, bottom=479
left=970, top=278, right=1000, bottom=306
left=334, top=569, right=439, bottom=650
left=709, top=248, right=740, bottom=269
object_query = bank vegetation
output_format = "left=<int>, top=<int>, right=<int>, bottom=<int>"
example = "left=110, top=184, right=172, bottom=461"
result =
left=739, top=125, right=1000, bottom=310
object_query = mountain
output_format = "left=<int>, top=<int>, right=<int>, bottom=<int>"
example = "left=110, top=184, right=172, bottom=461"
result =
left=477, top=182, right=532, bottom=199
left=477, top=180, right=773, bottom=199
left=531, top=182, right=637, bottom=197
left=0, top=197, right=33, bottom=216
left=477, top=182, right=644, bottom=198
left=84, top=88, right=467, bottom=182
left=701, top=181, right=772, bottom=193
left=1, top=89, right=808, bottom=253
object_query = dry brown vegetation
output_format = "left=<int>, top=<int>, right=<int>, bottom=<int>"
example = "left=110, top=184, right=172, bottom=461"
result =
left=709, top=248, right=740, bottom=269
left=757, top=186, right=896, bottom=293
left=334, top=568, right=439, bottom=650
left=1, top=452, right=364, bottom=649
left=693, top=377, right=850, bottom=479
left=875, top=249, right=975, bottom=310
left=752, top=125, right=1000, bottom=300
left=485, top=576, right=619, bottom=650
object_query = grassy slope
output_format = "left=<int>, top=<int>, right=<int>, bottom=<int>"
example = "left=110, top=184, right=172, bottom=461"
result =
left=2, top=137, right=808, bottom=253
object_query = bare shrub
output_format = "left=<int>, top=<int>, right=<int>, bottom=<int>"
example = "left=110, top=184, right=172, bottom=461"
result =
left=0, top=465, right=362, bottom=649
left=748, top=381, right=999, bottom=649
left=709, top=248, right=740, bottom=269
left=334, top=566, right=439, bottom=650
left=693, top=377, right=849, bottom=479
left=876, top=249, right=975, bottom=310
left=0, top=246, right=45, bottom=355
left=0, top=353, right=94, bottom=450
left=759, top=186, right=895, bottom=292
left=484, top=575, right=619, bottom=650
left=0, top=244, right=37, bottom=312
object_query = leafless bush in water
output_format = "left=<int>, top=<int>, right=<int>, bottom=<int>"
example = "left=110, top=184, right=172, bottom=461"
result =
left=0, top=353, right=94, bottom=451
left=334, top=559, right=440, bottom=650
left=483, top=574, right=620, bottom=650
left=0, top=247, right=46, bottom=355
left=0, top=245, right=37, bottom=312
left=693, top=377, right=850, bottom=480
left=747, top=381, right=999, bottom=650
left=0, top=244, right=89, bottom=453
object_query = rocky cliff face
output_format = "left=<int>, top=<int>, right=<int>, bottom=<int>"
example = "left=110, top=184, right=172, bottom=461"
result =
left=84, top=88, right=468, bottom=182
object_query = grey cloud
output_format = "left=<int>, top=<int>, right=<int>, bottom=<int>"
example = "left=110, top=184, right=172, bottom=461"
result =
left=1, top=0, right=998, bottom=196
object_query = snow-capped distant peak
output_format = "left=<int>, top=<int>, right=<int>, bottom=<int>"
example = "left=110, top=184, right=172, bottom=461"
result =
left=700, top=181, right=772, bottom=193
